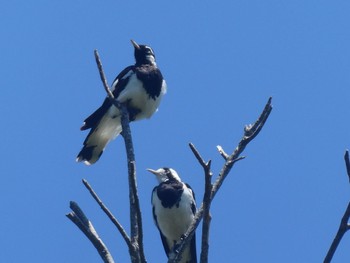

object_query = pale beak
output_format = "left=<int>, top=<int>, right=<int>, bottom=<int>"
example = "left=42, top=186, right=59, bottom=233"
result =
left=147, top=168, right=159, bottom=176
left=131, top=39, right=140, bottom=50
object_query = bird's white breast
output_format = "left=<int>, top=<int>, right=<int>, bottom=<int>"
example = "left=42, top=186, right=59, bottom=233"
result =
left=153, top=186, right=195, bottom=241
left=116, top=74, right=166, bottom=120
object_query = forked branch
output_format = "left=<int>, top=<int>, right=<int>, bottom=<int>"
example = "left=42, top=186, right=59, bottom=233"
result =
left=66, top=201, right=115, bottom=263
left=82, top=179, right=132, bottom=251
left=169, top=97, right=273, bottom=263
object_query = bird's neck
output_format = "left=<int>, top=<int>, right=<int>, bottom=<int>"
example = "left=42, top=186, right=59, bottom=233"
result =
left=136, top=56, right=156, bottom=67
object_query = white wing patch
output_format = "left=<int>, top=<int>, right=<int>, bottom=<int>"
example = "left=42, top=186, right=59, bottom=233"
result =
left=110, top=69, right=134, bottom=92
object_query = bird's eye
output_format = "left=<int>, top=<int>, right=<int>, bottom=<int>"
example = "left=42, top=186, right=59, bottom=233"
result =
left=145, top=47, right=153, bottom=54
left=164, top=168, right=171, bottom=176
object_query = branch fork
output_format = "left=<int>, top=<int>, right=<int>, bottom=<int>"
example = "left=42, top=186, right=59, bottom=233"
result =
left=169, top=97, right=273, bottom=263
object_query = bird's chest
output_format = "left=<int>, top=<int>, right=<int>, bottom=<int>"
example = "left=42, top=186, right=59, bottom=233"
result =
left=117, top=74, right=163, bottom=120
left=153, top=189, right=194, bottom=240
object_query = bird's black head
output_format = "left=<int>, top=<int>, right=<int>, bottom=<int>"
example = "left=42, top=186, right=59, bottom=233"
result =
left=131, top=39, right=156, bottom=66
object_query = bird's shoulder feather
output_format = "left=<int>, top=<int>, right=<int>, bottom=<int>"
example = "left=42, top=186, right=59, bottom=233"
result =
left=111, top=65, right=136, bottom=98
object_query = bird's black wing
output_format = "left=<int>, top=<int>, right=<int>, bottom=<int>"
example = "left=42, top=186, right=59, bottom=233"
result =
left=111, top=65, right=135, bottom=98
left=151, top=187, right=172, bottom=257
left=185, top=183, right=197, bottom=263
left=185, top=183, right=197, bottom=215
left=80, top=98, right=111, bottom=130
left=159, top=227, right=172, bottom=257
left=80, top=65, right=135, bottom=130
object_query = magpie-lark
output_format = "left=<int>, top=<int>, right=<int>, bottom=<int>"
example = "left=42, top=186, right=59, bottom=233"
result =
left=77, top=40, right=166, bottom=165
left=148, top=167, right=197, bottom=263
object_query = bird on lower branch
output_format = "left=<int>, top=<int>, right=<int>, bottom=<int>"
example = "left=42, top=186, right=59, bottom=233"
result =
left=148, top=167, right=197, bottom=263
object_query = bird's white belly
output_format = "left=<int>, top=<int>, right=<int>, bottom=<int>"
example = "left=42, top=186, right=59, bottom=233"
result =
left=154, top=194, right=194, bottom=241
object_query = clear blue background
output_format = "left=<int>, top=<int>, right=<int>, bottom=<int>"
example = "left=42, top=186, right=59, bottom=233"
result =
left=1, top=1, right=350, bottom=262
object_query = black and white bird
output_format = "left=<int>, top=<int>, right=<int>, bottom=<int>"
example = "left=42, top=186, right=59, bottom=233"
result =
left=148, top=167, right=197, bottom=263
left=76, top=40, right=167, bottom=165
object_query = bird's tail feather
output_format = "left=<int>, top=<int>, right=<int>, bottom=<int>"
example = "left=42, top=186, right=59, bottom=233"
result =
left=76, top=114, right=122, bottom=165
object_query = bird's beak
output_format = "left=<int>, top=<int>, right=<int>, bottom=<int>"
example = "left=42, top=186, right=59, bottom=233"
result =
left=147, top=168, right=159, bottom=176
left=131, top=39, right=140, bottom=50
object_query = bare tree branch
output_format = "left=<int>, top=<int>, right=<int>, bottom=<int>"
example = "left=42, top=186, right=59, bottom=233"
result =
left=216, top=145, right=229, bottom=161
left=187, top=143, right=213, bottom=263
left=324, top=150, right=350, bottom=263
left=66, top=201, right=115, bottom=263
left=324, top=202, right=350, bottom=263
left=94, top=49, right=115, bottom=99
left=169, top=97, right=273, bottom=263
left=189, top=143, right=211, bottom=169
left=212, top=97, right=272, bottom=199
left=168, top=143, right=213, bottom=263
left=94, top=50, right=146, bottom=263
left=82, top=179, right=132, bottom=250
left=129, top=159, right=146, bottom=263
left=344, top=150, right=350, bottom=183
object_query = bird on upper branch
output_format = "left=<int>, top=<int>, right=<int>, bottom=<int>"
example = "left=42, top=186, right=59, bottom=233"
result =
left=76, top=40, right=167, bottom=165
left=148, top=167, right=197, bottom=263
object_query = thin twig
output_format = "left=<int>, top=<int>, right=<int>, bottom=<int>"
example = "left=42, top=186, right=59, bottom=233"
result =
left=66, top=202, right=115, bottom=263
left=200, top=159, right=213, bottom=263
left=344, top=150, right=350, bottom=183
left=211, top=96, right=272, bottom=199
left=94, top=49, right=115, bottom=99
left=131, top=161, right=147, bottom=263
left=169, top=97, right=273, bottom=263
left=324, top=202, right=350, bottom=263
left=187, top=143, right=213, bottom=263
left=243, top=96, right=272, bottom=141
left=216, top=145, right=229, bottom=160
left=82, top=179, right=132, bottom=250
left=324, top=150, right=350, bottom=262
left=189, top=143, right=210, bottom=169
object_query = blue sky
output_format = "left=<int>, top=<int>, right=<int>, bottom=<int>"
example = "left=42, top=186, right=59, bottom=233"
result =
left=1, top=1, right=350, bottom=262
